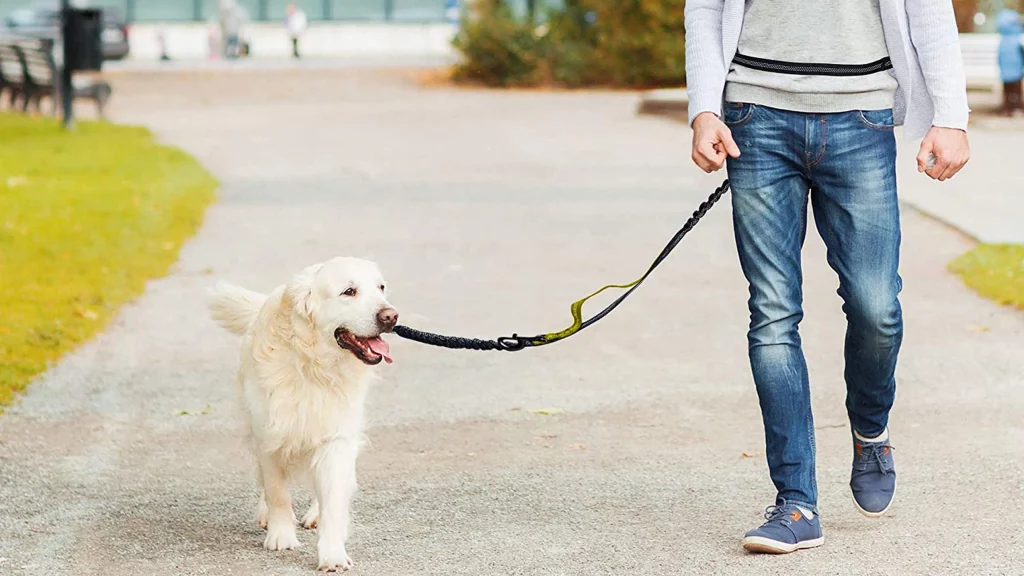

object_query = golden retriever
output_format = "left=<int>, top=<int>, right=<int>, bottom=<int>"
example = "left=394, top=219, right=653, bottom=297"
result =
left=209, top=257, right=397, bottom=571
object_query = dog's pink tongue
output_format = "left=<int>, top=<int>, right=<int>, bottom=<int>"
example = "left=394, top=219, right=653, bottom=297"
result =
left=367, top=337, right=392, bottom=364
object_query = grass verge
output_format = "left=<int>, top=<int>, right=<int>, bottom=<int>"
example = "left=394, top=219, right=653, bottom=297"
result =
left=0, top=114, right=217, bottom=407
left=949, top=244, right=1024, bottom=309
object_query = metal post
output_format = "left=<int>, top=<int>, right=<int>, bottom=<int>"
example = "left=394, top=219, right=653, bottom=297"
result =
left=60, top=0, right=73, bottom=130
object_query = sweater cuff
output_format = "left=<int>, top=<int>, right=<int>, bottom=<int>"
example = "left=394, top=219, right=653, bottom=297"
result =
left=930, top=109, right=970, bottom=132
left=686, top=88, right=724, bottom=127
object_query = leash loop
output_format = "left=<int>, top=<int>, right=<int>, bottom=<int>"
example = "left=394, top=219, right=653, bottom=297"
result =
left=393, top=179, right=731, bottom=352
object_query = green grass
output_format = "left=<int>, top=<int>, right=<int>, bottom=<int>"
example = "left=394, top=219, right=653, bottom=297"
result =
left=949, top=244, right=1024, bottom=310
left=0, top=114, right=217, bottom=407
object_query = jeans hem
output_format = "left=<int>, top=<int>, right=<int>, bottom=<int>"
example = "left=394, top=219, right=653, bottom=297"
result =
left=777, top=497, right=818, bottom=515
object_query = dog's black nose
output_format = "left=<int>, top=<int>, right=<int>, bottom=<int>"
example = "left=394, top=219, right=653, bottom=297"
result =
left=377, top=307, right=399, bottom=331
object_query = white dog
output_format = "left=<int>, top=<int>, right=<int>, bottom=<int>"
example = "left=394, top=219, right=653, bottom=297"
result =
left=208, top=257, right=398, bottom=571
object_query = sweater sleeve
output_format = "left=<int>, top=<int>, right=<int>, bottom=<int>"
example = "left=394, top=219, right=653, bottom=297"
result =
left=684, top=0, right=727, bottom=126
left=905, top=0, right=971, bottom=130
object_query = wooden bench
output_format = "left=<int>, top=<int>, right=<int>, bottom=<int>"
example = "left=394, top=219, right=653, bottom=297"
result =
left=0, top=37, right=112, bottom=118
left=0, top=42, right=28, bottom=108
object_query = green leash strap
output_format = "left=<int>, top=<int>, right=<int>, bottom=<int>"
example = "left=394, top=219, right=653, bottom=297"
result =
left=392, top=179, right=731, bottom=351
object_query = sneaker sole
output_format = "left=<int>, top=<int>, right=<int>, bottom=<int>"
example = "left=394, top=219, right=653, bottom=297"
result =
left=742, top=535, right=825, bottom=554
left=852, top=478, right=897, bottom=518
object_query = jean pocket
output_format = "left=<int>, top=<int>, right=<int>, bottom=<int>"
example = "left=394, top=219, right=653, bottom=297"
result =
left=856, top=109, right=895, bottom=130
left=723, top=102, right=755, bottom=127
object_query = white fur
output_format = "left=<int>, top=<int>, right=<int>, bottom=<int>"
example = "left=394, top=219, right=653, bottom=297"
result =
left=209, top=257, right=395, bottom=572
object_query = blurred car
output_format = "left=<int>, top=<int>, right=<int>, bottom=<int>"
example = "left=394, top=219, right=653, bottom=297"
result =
left=2, top=2, right=130, bottom=60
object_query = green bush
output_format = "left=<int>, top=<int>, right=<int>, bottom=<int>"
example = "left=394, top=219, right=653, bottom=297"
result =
left=451, top=0, right=546, bottom=87
left=452, top=0, right=687, bottom=89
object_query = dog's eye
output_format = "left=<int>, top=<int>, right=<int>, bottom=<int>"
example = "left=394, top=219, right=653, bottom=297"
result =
left=342, top=287, right=357, bottom=297
left=379, top=284, right=386, bottom=292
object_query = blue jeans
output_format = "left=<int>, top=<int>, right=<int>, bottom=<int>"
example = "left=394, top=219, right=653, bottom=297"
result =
left=724, top=103, right=903, bottom=512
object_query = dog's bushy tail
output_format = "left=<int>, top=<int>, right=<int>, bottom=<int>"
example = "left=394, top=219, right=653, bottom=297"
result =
left=208, top=283, right=267, bottom=336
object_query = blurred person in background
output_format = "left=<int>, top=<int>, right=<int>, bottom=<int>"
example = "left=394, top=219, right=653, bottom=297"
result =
left=207, top=23, right=221, bottom=60
left=286, top=3, right=308, bottom=59
left=218, top=0, right=248, bottom=59
left=685, top=0, right=970, bottom=555
left=157, top=27, right=171, bottom=62
left=997, top=8, right=1024, bottom=116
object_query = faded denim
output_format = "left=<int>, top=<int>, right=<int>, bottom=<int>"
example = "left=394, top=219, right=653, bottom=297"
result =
left=725, top=103, right=903, bottom=510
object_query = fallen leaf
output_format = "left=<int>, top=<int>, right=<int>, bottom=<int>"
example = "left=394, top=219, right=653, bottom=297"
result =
left=531, top=408, right=565, bottom=416
left=509, top=407, right=522, bottom=412
left=567, top=444, right=587, bottom=451
left=968, top=326, right=991, bottom=333
left=742, top=451, right=763, bottom=458
left=74, top=307, right=99, bottom=320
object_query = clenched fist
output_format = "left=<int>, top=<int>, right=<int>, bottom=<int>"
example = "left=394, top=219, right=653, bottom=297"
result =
left=917, top=127, right=970, bottom=181
left=691, top=111, right=741, bottom=173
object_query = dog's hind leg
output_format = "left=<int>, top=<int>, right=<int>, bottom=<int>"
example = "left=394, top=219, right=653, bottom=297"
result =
left=312, top=440, right=358, bottom=571
left=259, top=455, right=301, bottom=551
left=257, top=490, right=269, bottom=529
left=301, top=499, right=319, bottom=529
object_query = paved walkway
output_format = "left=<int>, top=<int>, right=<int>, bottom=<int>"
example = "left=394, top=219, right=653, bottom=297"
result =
left=1, top=70, right=1022, bottom=576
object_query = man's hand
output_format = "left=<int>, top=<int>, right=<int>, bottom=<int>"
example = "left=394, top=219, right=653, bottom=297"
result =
left=691, top=111, right=741, bottom=173
left=917, top=127, right=970, bottom=181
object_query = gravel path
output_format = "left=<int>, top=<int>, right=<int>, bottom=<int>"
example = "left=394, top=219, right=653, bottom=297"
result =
left=1, top=70, right=1021, bottom=576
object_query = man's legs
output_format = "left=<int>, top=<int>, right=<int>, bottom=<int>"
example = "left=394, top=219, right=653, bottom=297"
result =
left=808, top=110, right=902, bottom=440
left=726, top=103, right=818, bottom=511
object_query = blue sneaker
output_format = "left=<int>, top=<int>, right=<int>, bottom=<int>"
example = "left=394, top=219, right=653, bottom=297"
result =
left=851, top=432, right=896, bottom=517
left=742, top=501, right=824, bottom=554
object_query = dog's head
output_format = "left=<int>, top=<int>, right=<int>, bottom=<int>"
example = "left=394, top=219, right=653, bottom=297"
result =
left=286, top=257, right=397, bottom=366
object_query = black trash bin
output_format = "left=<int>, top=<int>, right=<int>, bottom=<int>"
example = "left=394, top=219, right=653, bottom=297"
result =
left=63, top=8, right=103, bottom=71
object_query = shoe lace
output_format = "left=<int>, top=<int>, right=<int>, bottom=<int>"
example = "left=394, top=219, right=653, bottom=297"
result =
left=859, top=442, right=896, bottom=474
left=762, top=501, right=795, bottom=526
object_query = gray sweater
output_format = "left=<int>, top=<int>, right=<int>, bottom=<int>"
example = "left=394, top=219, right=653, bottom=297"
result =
left=724, top=0, right=898, bottom=112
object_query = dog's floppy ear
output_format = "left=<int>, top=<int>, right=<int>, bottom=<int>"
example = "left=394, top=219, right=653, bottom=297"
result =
left=285, top=263, right=323, bottom=319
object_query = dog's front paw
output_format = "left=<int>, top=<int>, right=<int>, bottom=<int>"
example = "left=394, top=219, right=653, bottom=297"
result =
left=264, top=524, right=301, bottom=551
left=318, top=545, right=353, bottom=572
left=318, top=554, right=352, bottom=572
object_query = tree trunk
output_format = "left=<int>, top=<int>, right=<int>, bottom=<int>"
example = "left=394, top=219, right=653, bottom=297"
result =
left=952, top=0, right=978, bottom=33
